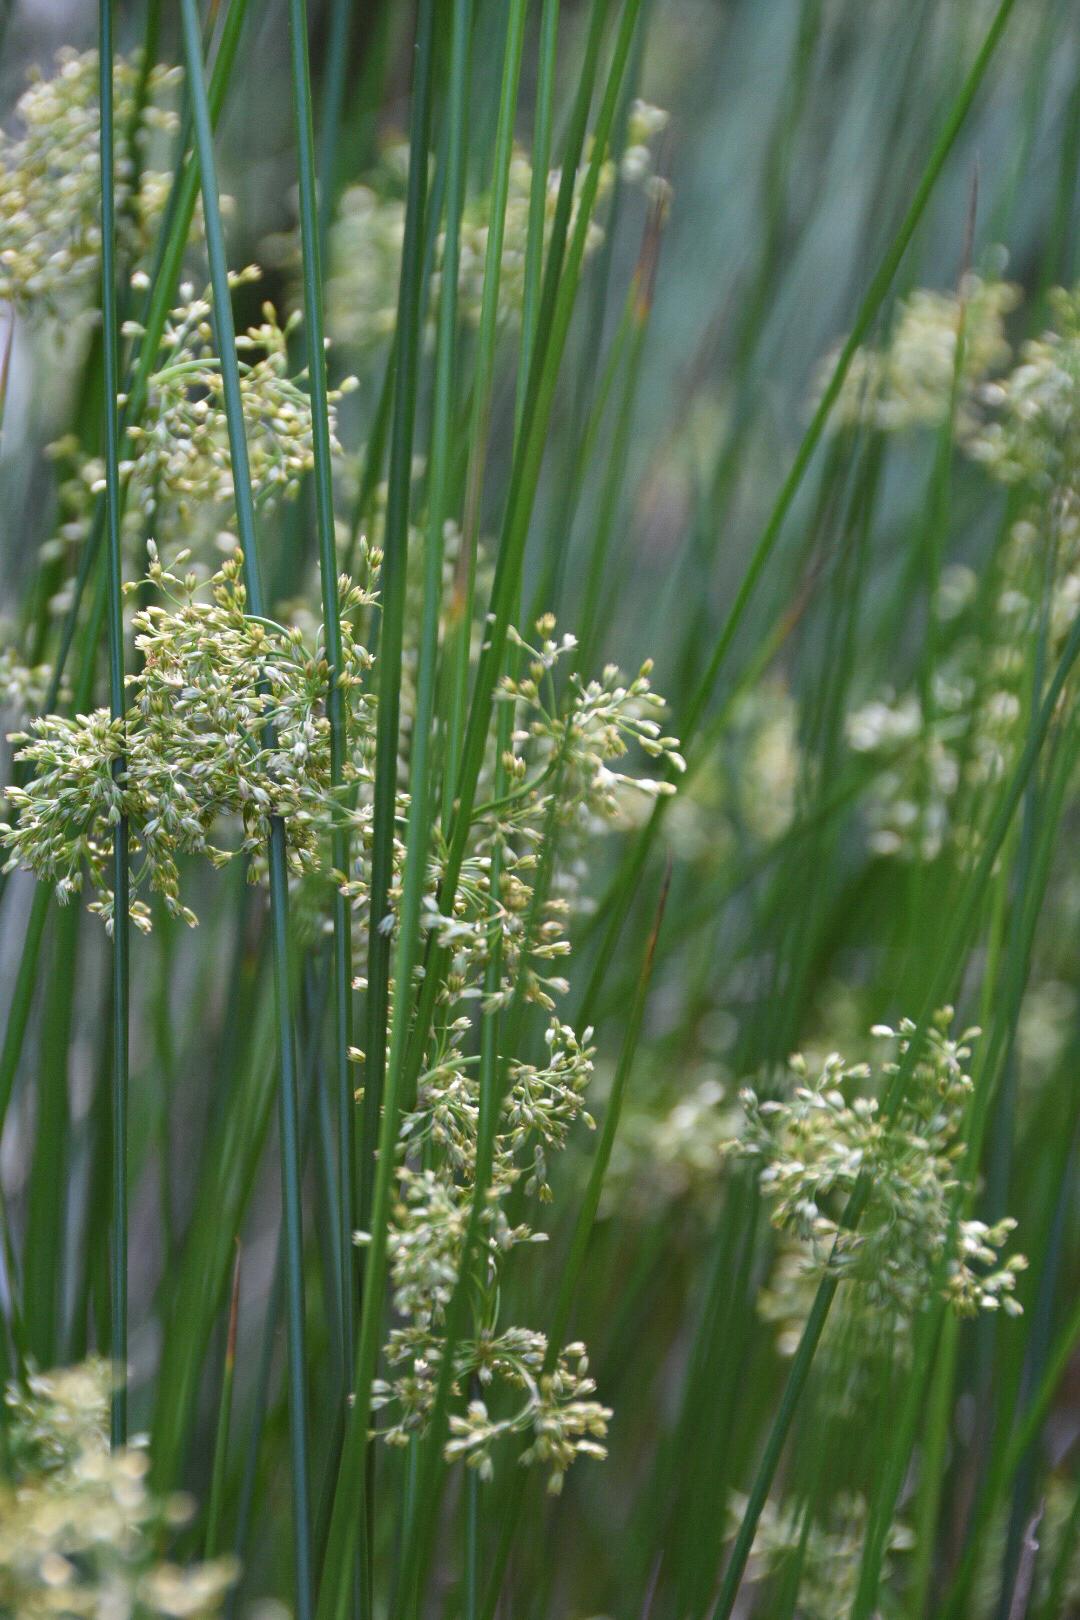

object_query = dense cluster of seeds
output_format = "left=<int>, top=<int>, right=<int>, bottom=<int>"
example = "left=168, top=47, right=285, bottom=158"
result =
left=730, top=1011, right=1027, bottom=1317
left=0, top=1362, right=235, bottom=1617
left=361, top=631, right=683, bottom=1490
left=3, top=547, right=376, bottom=931
left=726, top=1490, right=914, bottom=1620
left=0, top=48, right=182, bottom=315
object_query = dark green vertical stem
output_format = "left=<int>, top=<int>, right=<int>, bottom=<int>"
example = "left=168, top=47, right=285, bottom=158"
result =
left=317, top=0, right=353, bottom=248
left=24, top=907, right=78, bottom=1365
left=287, top=0, right=356, bottom=1391
left=443, top=0, right=527, bottom=813
left=205, top=1243, right=242, bottom=1559
left=99, top=0, right=130, bottom=1452
left=359, top=0, right=436, bottom=1232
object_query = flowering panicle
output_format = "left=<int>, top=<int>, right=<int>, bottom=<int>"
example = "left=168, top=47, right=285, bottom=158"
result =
left=353, top=616, right=682, bottom=1491
left=122, top=270, right=357, bottom=522
left=0, top=1360, right=236, bottom=1617
left=2, top=547, right=377, bottom=930
left=498, top=620, right=686, bottom=820
left=314, top=105, right=668, bottom=352
left=837, top=279, right=1080, bottom=859
left=968, top=283, right=1080, bottom=490
left=43, top=272, right=357, bottom=587
left=363, top=1009, right=611, bottom=1492
left=0, top=645, right=56, bottom=723
left=730, top=1010, right=1027, bottom=1317
left=725, top=1490, right=913, bottom=1620
left=604, top=1074, right=735, bottom=1219
left=818, top=270, right=1019, bottom=434
left=0, top=48, right=183, bottom=315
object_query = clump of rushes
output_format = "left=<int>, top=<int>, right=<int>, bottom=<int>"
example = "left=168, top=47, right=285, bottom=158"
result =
left=9, top=0, right=1080, bottom=1615
left=0, top=1361, right=236, bottom=1617
left=0, top=48, right=182, bottom=315
left=730, top=1011, right=1027, bottom=1317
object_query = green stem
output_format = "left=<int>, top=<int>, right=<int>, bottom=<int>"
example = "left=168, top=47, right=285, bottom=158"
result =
left=99, top=0, right=131, bottom=1452
left=205, top=1243, right=242, bottom=1559
left=319, top=6, right=438, bottom=1614
left=179, top=2, right=313, bottom=1612
left=443, top=0, right=528, bottom=815
left=287, top=0, right=356, bottom=1407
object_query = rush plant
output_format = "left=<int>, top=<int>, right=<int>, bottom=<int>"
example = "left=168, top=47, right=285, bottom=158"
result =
left=2, top=2, right=1080, bottom=1618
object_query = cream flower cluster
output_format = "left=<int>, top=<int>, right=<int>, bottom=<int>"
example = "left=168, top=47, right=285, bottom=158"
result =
left=3, top=547, right=376, bottom=932
left=0, top=48, right=183, bottom=314
left=730, top=1011, right=1027, bottom=1317
left=317, top=104, right=668, bottom=352
left=0, top=1361, right=236, bottom=1618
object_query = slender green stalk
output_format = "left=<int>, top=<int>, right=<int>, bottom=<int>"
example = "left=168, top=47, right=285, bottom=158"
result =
left=464, top=1460, right=480, bottom=1620
left=443, top=0, right=527, bottom=811
left=205, top=1244, right=242, bottom=1559
left=358, top=0, right=437, bottom=1243
left=527, top=279, right=634, bottom=627
left=99, top=0, right=131, bottom=1452
left=551, top=865, right=668, bottom=1353
left=0, top=882, right=49, bottom=1136
left=907, top=1300, right=959, bottom=1614
left=518, top=0, right=560, bottom=422
left=316, top=0, right=354, bottom=249
left=178, top=4, right=312, bottom=1613
left=1042, top=1456, right=1080, bottom=1619
left=0, top=312, right=12, bottom=440
left=319, top=6, right=437, bottom=1613
left=573, top=247, right=654, bottom=675
left=710, top=1276, right=841, bottom=1619
left=286, top=0, right=356, bottom=1396
left=24, top=906, right=78, bottom=1365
